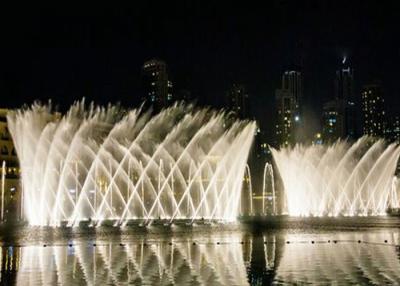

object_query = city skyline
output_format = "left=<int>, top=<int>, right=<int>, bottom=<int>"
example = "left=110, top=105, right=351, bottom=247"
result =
left=1, top=2, right=399, bottom=117
left=2, top=56, right=399, bottom=147
left=0, top=2, right=399, bottom=150
left=0, top=3, right=399, bottom=285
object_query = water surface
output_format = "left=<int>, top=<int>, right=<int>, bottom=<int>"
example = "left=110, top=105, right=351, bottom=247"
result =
left=1, top=218, right=399, bottom=285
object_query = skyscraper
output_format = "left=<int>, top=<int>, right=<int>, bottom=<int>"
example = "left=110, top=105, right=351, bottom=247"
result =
left=142, top=59, right=173, bottom=111
left=361, top=83, right=385, bottom=137
left=282, top=70, right=303, bottom=111
left=334, top=58, right=357, bottom=139
left=275, top=69, right=302, bottom=147
left=322, top=100, right=342, bottom=143
left=335, top=59, right=354, bottom=102
left=275, top=89, right=296, bottom=147
left=225, top=84, right=250, bottom=119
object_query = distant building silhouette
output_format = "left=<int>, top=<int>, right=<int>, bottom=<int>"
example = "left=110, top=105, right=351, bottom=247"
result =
left=275, top=89, right=296, bottom=147
left=275, top=69, right=302, bottom=147
left=334, top=58, right=357, bottom=139
left=322, top=100, right=343, bottom=143
left=361, top=83, right=385, bottom=137
left=282, top=70, right=303, bottom=110
left=225, top=84, right=250, bottom=119
left=321, top=58, right=358, bottom=143
left=142, top=59, right=173, bottom=111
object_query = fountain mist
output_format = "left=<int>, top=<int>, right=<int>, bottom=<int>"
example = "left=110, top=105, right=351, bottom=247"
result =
left=272, top=137, right=400, bottom=216
left=7, top=101, right=256, bottom=226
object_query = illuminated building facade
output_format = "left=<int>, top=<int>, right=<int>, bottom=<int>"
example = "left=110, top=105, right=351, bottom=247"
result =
left=275, top=69, right=302, bottom=147
left=322, top=100, right=343, bottom=143
left=361, top=83, right=385, bottom=137
left=275, top=89, right=296, bottom=147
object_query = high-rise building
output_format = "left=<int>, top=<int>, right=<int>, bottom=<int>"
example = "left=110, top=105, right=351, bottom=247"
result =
left=275, top=89, right=296, bottom=147
left=335, top=59, right=354, bottom=102
left=225, top=84, right=250, bottom=119
left=282, top=70, right=303, bottom=111
left=142, top=59, right=173, bottom=111
left=334, top=58, right=357, bottom=139
left=361, top=83, right=385, bottom=137
left=386, top=116, right=400, bottom=143
left=0, top=109, right=21, bottom=219
left=322, top=100, right=343, bottom=143
left=275, top=69, right=302, bottom=147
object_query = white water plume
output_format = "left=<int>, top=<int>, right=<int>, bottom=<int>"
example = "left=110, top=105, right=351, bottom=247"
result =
left=272, top=137, right=400, bottom=216
left=7, top=100, right=256, bottom=226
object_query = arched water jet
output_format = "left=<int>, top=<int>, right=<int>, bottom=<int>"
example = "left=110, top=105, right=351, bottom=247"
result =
left=7, top=101, right=256, bottom=226
left=391, top=177, right=399, bottom=209
left=270, top=165, right=276, bottom=215
left=243, top=164, right=253, bottom=216
left=272, top=138, right=400, bottom=216
left=262, top=163, right=276, bottom=215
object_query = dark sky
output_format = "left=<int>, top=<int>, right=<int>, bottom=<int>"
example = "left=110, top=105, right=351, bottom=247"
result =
left=1, top=1, right=399, bottom=137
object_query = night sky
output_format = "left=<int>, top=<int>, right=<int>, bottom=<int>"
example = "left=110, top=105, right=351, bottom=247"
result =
left=1, top=1, right=399, bottom=138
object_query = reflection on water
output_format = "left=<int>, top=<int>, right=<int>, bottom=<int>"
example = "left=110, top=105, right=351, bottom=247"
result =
left=0, top=230, right=399, bottom=285
left=274, top=232, right=400, bottom=284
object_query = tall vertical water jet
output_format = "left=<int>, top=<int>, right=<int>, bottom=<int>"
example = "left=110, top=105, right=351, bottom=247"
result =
left=389, top=176, right=399, bottom=211
left=262, top=163, right=276, bottom=215
left=271, top=137, right=400, bottom=216
left=7, top=101, right=256, bottom=226
left=241, top=164, right=253, bottom=216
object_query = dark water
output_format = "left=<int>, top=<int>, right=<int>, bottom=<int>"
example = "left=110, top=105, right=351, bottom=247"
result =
left=0, top=218, right=399, bottom=285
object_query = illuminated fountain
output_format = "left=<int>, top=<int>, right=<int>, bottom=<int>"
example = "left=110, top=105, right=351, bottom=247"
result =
left=7, top=101, right=255, bottom=227
left=262, top=163, right=276, bottom=215
left=240, top=164, right=253, bottom=215
left=272, top=137, right=400, bottom=216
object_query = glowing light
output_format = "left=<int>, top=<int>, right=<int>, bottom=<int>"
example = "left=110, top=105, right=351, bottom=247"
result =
left=7, top=101, right=256, bottom=227
left=272, top=137, right=400, bottom=216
